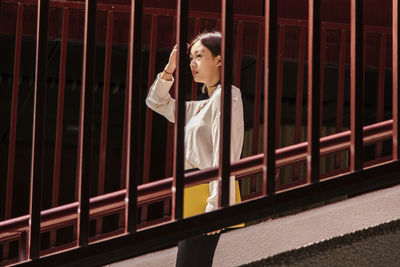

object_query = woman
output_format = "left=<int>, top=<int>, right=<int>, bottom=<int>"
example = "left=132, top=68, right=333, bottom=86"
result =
left=146, top=31, right=244, bottom=267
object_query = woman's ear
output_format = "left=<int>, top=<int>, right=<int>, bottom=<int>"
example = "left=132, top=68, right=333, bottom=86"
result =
left=216, top=55, right=222, bottom=67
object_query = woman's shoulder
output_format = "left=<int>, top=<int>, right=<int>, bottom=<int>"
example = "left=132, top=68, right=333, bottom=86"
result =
left=211, top=84, right=242, bottom=100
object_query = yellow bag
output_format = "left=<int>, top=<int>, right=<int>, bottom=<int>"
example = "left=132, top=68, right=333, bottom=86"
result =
left=183, top=180, right=245, bottom=228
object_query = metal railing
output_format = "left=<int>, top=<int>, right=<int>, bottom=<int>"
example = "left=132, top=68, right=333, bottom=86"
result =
left=1, top=0, right=400, bottom=265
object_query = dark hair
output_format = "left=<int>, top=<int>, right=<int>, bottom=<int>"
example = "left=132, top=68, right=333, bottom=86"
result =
left=189, top=31, right=222, bottom=57
left=189, top=31, right=222, bottom=94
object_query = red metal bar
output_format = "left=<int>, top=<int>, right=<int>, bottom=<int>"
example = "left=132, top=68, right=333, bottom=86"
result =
left=29, top=0, right=49, bottom=259
left=219, top=0, right=234, bottom=207
left=376, top=33, right=387, bottom=158
left=6, top=2, right=23, bottom=220
left=173, top=0, right=188, bottom=220
left=191, top=17, right=201, bottom=100
left=350, top=0, right=364, bottom=171
left=98, top=10, right=114, bottom=196
left=251, top=23, right=264, bottom=192
left=319, top=28, right=326, bottom=128
left=96, top=9, right=114, bottom=236
left=234, top=21, right=243, bottom=87
left=50, top=7, right=70, bottom=248
left=394, top=0, right=400, bottom=160
left=143, top=15, right=158, bottom=184
left=126, top=0, right=143, bottom=233
left=276, top=25, right=285, bottom=147
left=263, top=0, right=277, bottom=196
left=307, top=0, right=321, bottom=183
left=164, top=17, right=177, bottom=178
left=76, top=0, right=97, bottom=247
left=335, top=29, right=347, bottom=169
left=141, top=14, right=158, bottom=224
left=293, top=27, right=307, bottom=179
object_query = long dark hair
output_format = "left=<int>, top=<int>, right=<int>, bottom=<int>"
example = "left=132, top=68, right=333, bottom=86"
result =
left=189, top=31, right=222, bottom=94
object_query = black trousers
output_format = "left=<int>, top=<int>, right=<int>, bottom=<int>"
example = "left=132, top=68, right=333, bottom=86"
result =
left=176, top=233, right=221, bottom=267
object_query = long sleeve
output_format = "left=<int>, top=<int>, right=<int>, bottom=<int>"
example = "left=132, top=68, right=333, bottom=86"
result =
left=146, top=73, right=204, bottom=124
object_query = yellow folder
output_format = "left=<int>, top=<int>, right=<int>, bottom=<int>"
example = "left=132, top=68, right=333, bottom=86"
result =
left=183, top=180, right=245, bottom=228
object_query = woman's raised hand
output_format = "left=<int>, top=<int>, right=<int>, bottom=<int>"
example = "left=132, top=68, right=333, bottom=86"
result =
left=165, top=44, right=178, bottom=74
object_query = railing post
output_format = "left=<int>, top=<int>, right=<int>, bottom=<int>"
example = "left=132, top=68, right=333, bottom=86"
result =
left=263, top=0, right=277, bottom=196
left=76, top=0, right=97, bottom=246
left=125, top=0, right=143, bottom=233
left=6, top=2, right=24, bottom=220
left=393, top=0, right=400, bottom=159
left=219, top=0, right=234, bottom=207
left=172, top=0, right=188, bottom=220
left=29, top=0, right=49, bottom=260
left=307, top=0, right=321, bottom=183
left=350, top=0, right=364, bottom=171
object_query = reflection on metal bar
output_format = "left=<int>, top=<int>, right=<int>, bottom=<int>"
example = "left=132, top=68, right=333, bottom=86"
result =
left=335, top=29, right=347, bottom=169
left=142, top=14, right=158, bottom=224
left=263, top=0, right=277, bottom=196
left=51, top=6, right=70, bottom=248
left=76, top=0, right=97, bottom=247
left=96, top=9, right=114, bottom=236
left=126, top=0, right=143, bottom=233
left=173, top=0, right=188, bottom=220
left=350, top=0, right=364, bottom=171
left=307, top=0, right=321, bottom=183
left=6, top=2, right=23, bottom=220
left=29, top=0, right=49, bottom=259
left=376, top=33, right=387, bottom=157
left=234, top=21, right=243, bottom=86
left=319, top=28, right=326, bottom=128
left=191, top=17, right=201, bottom=100
left=393, top=0, right=400, bottom=159
left=219, top=0, right=234, bottom=207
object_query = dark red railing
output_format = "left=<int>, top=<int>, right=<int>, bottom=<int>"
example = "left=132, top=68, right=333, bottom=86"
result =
left=1, top=0, right=400, bottom=266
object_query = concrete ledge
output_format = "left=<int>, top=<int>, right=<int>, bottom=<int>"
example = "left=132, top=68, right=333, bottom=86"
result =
left=107, top=184, right=400, bottom=267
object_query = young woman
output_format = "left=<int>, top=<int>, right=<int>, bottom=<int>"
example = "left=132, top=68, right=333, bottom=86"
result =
left=146, top=31, right=244, bottom=267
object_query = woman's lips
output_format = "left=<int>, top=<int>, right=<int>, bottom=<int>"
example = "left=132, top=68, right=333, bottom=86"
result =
left=192, top=70, right=198, bottom=76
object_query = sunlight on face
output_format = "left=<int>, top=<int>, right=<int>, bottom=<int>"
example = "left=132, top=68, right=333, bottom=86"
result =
left=189, top=40, right=221, bottom=88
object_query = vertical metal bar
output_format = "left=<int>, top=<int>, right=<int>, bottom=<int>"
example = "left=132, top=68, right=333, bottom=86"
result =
left=263, top=0, right=277, bottom=196
left=143, top=15, right=158, bottom=184
left=50, top=7, right=69, bottom=248
left=251, top=23, right=263, bottom=192
left=219, top=0, right=234, bottom=208
left=29, top=0, right=49, bottom=259
left=191, top=17, right=201, bottom=100
left=234, top=21, right=244, bottom=86
left=126, top=0, right=143, bottom=233
left=393, top=0, right=400, bottom=160
left=275, top=26, right=285, bottom=147
left=96, top=9, right=114, bottom=236
left=172, top=0, right=188, bottom=219
left=141, top=14, right=158, bottom=224
left=76, top=0, right=97, bottom=246
left=350, top=0, right=364, bottom=171
left=6, top=2, right=23, bottom=220
left=319, top=28, right=326, bottom=128
left=335, top=29, right=347, bottom=169
left=293, top=26, right=306, bottom=178
left=375, top=33, right=387, bottom=157
left=376, top=33, right=387, bottom=158
left=307, top=0, right=321, bottom=183
left=165, top=18, right=177, bottom=178
left=19, top=231, right=27, bottom=261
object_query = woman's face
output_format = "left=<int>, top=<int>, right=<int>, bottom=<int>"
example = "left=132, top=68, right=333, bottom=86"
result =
left=189, top=40, right=221, bottom=87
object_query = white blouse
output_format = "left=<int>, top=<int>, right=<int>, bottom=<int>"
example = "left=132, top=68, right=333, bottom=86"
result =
left=146, top=73, right=244, bottom=212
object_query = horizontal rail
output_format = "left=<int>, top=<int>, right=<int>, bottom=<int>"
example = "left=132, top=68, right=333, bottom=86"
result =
left=0, top=119, right=393, bottom=242
left=2, top=0, right=392, bottom=35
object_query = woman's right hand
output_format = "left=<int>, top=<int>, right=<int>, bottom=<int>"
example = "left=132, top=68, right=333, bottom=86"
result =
left=165, top=44, right=178, bottom=74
